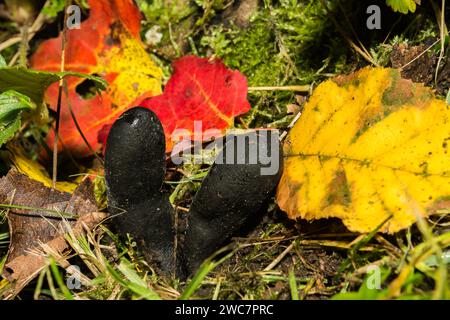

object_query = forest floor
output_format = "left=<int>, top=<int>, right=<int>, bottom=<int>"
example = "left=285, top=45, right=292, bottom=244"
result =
left=0, top=0, right=449, bottom=300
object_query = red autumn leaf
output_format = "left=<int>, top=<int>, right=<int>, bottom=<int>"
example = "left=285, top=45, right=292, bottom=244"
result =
left=30, top=0, right=163, bottom=157
left=99, top=56, right=252, bottom=151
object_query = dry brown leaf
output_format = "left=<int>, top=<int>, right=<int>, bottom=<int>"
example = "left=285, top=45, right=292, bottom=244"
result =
left=0, top=170, right=105, bottom=298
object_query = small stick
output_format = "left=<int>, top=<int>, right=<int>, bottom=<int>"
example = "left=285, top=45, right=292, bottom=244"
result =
left=400, top=37, right=443, bottom=70
left=0, top=0, right=49, bottom=52
left=248, top=85, right=310, bottom=92
left=52, top=1, right=70, bottom=189
left=263, top=241, right=295, bottom=271
left=63, top=80, right=104, bottom=165
left=433, top=0, right=447, bottom=85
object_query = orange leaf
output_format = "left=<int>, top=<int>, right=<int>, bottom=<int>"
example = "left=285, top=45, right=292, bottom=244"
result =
left=30, top=0, right=162, bottom=157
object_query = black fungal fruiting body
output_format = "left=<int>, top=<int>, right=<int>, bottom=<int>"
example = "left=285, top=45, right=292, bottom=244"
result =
left=104, top=107, right=177, bottom=274
left=183, top=133, right=283, bottom=273
left=105, top=107, right=283, bottom=278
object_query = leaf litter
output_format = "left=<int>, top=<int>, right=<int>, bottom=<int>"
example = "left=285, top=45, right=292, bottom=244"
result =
left=0, top=169, right=104, bottom=298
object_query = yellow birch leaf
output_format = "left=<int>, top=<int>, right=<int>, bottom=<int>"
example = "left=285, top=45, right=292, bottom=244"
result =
left=276, top=67, right=450, bottom=233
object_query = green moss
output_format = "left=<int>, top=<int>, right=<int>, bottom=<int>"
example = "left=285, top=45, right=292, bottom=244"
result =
left=137, top=0, right=196, bottom=27
left=201, top=23, right=281, bottom=87
left=200, top=0, right=347, bottom=86
left=198, top=0, right=350, bottom=130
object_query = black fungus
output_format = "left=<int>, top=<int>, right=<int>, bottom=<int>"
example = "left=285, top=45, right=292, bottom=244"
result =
left=105, top=107, right=283, bottom=278
left=104, top=107, right=177, bottom=275
left=183, top=132, right=283, bottom=273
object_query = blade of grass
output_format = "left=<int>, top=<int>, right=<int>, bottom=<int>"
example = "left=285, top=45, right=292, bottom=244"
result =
left=52, top=0, right=70, bottom=189
left=387, top=232, right=450, bottom=298
left=46, top=267, right=58, bottom=299
left=180, top=244, right=237, bottom=300
left=49, top=258, right=74, bottom=300
left=117, top=258, right=160, bottom=300
left=105, top=260, right=161, bottom=300
left=431, top=0, right=448, bottom=85
left=0, top=231, right=8, bottom=248
left=0, top=254, right=6, bottom=272
left=212, top=277, right=222, bottom=300
left=350, top=215, right=392, bottom=256
left=0, top=203, right=78, bottom=219
left=288, top=267, right=299, bottom=300
left=33, top=268, right=48, bottom=300
left=248, top=85, right=310, bottom=92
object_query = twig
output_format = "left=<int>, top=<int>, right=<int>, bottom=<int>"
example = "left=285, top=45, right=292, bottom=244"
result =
left=8, top=51, right=20, bottom=66
left=400, top=37, right=444, bottom=70
left=0, top=0, right=48, bottom=53
left=248, top=85, right=310, bottom=92
left=63, top=80, right=104, bottom=165
left=319, top=0, right=379, bottom=66
left=0, top=37, right=21, bottom=52
left=52, top=1, right=70, bottom=189
left=263, top=241, right=295, bottom=271
left=433, top=0, right=448, bottom=85
left=19, top=25, right=28, bottom=67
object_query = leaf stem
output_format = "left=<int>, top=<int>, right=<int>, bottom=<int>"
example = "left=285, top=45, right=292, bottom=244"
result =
left=63, top=80, right=104, bottom=165
left=248, top=85, right=310, bottom=92
left=52, top=1, right=70, bottom=189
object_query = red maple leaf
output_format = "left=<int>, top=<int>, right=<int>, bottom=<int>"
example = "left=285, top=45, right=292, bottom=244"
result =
left=30, top=0, right=162, bottom=157
left=99, top=56, right=251, bottom=152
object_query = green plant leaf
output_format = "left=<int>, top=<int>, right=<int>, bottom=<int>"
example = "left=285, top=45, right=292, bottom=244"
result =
left=0, top=90, right=35, bottom=122
left=0, top=65, right=106, bottom=146
left=386, top=0, right=417, bottom=14
left=116, top=259, right=153, bottom=290
left=42, top=0, right=67, bottom=18
left=49, top=258, right=74, bottom=300
left=0, top=66, right=106, bottom=105
left=106, top=259, right=161, bottom=300
left=0, top=90, right=34, bottom=147
left=0, top=117, right=20, bottom=146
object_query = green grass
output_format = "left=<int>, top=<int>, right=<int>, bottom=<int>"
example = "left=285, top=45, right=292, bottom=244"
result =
left=0, top=207, right=448, bottom=299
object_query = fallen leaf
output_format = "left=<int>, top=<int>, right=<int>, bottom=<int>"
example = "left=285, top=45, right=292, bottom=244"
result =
left=100, top=56, right=251, bottom=152
left=0, top=170, right=104, bottom=298
left=277, top=67, right=450, bottom=233
left=4, top=145, right=77, bottom=193
left=30, top=0, right=162, bottom=157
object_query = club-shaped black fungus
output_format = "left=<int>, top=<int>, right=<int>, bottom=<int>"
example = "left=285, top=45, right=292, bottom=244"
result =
left=183, top=131, right=283, bottom=274
left=105, top=109, right=282, bottom=278
left=104, top=107, right=177, bottom=275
